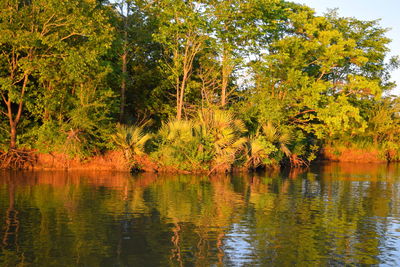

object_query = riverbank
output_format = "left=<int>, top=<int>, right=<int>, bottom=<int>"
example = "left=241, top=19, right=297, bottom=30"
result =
left=0, top=145, right=396, bottom=172
left=322, top=146, right=389, bottom=163
left=0, top=150, right=265, bottom=173
left=17, top=151, right=224, bottom=173
left=31, top=152, right=256, bottom=174
left=32, top=151, right=132, bottom=171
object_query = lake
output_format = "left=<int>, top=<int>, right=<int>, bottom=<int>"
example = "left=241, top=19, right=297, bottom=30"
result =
left=1, top=163, right=400, bottom=266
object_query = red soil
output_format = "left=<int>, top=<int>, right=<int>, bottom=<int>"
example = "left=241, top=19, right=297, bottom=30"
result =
left=322, top=146, right=386, bottom=163
left=33, top=152, right=188, bottom=173
left=9, top=146, right=390, bottom=172
left=34, top=151, right=132, bottom=171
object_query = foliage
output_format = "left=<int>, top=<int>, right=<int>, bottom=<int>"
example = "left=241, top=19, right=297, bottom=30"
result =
left=0, top=0, right=115, bottom=154
left=246, top=122, right=293, bottom=169
left=152, top=109, right=247, bottom=171
left=246, top=136, right=277, bottom=169
left=154, top=119, right=213, bottom=170
left=112, top=123, right=151, bottom=161
left=198, top=109, right=247, bottom=171
left=0, top=0, right=398, bottom=169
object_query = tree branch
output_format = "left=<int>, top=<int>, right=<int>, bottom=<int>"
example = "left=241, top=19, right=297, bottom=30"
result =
left=60, top=32, right=85, bottom=41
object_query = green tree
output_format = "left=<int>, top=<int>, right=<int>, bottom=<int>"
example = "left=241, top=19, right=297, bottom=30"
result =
left=0, top=0, right=114, bottom=151
left=249, top=6, right=383, bottom=142
left=152, top=0, right=208, bottom=120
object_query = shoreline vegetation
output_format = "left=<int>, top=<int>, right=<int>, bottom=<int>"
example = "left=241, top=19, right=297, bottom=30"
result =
left=7, top=149, right=391, bottom=173
left=0, top=150, right=390, bottom=173
left=0, top=0, right=399, bottom=172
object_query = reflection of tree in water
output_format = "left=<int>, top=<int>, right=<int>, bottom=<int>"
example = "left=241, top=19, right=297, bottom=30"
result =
left=2, top=177, right=18, bottom=249
left=141, top=174, right=246, bottom=266
left=1, top=175, right=23, bottom=266
left=245, top=165, right=400, bottom=265
left=0, top=166, right=399, bottom=266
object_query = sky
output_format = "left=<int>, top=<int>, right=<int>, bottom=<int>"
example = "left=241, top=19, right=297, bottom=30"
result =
left=294, top=0, right=400, bottom=94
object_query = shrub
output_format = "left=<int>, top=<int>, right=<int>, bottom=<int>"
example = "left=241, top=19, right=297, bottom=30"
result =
left=112, top=123, right=151, bottom=162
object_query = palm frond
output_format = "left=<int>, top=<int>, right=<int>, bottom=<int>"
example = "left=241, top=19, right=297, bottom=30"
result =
left=113, top=123, right=151, bottom=159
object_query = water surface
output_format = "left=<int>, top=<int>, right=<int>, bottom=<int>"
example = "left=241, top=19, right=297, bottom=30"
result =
left=1, top=163, right=400, bottom=266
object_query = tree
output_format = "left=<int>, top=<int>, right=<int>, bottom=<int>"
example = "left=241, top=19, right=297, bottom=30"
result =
left=249, top=6, right=382, bottom=141
left=0, top=0, right=114, bottom=149
left=206, top=0, right=286, bottom=107
left=207, top=0, right=241, bottom=107
left=325, top=10, right=398, bottom=92
left=153, top=0, right=208, bottom=120
left=113, top=0, right=134, bottom=123
left=112, top=0, right=166, bottom=125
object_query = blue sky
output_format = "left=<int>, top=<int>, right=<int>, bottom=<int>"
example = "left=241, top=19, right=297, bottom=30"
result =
left=294, top=0, right=400, bottom=94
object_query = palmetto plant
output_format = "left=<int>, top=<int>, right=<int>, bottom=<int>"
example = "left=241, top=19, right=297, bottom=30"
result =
left=261, top=122, right=292, bottom=158
left=154, top=110, right=247, bottom=172
left=112, top=123, right=151, bottom=161
left=156, top=119, right=213, bottom=169
left=246, top=136, right=277, bottom=169
left=246, top=122, right=292, bottom=169
left=198, top=109, right=247, bottom=172
left=159, top=119, right=196, bottom=144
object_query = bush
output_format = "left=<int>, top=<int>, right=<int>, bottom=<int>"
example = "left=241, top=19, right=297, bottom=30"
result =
left=112, top=123, right=151, bottom=162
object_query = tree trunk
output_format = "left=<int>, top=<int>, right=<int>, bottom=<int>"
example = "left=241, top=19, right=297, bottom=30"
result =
left=221, top=45, right=231, bottom=107
left=176, top=74, right=181, bottom=120
left=10, top=122, right=17, bottom=149
left=176, top=84, right=184, bottom=120
left=176, top=104, right=182, bottom=120
left=120, top=51, right=127, bottom=122
left=221, top=68, right=228, bottom=106
left=176, top=71, right=188, bottom=120
left=119, top=1, right=129, bottom=123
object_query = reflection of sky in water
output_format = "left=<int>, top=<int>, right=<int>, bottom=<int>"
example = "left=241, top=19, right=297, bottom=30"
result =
left=224, top=217, right=400, bottom=267
left=224, top=221, right=255, bottom=266
left=383, top=182, right=400, bottom=266
left=222, top=174, right=400, bottom=266
left=379, top=219, right=400, bottom=266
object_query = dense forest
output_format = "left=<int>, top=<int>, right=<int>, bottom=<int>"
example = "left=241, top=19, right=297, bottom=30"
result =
left=0, top=0, right=399, bottom=171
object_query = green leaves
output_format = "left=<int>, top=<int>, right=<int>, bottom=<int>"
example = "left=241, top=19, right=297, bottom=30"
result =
left=247, top=5, right=394, bottom=147
left=152, top=109, right=247, bottom=171
left=246, top=136, right=277, bottom=169
left=113, top=123, right=151, bottom=160
left=0, top=0, right=115, bottom=149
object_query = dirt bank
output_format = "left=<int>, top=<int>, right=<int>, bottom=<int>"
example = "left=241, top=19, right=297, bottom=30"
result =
left=33, top=151, right=132, bottom=171
left=31, top=152, right=244, bottom=173
left=2, top=146, right=391, bottom=172
left=322, top=146, right=386, bottom=163
left=32, top=151, right=162, bottom=173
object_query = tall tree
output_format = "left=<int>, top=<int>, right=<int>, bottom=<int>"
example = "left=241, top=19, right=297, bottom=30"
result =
left=207, top=0, right=240, bottom=107
left=249, top=6, right=382, bottom=140
left=114, top=0, right=132, bottom=122
left=0, top=0, right=114, bottom=149
left=153, top=0, right=208, bottom=120
left=325, top=10, right=398, bottom=92
left=207, top=0, right=283, bottom=107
